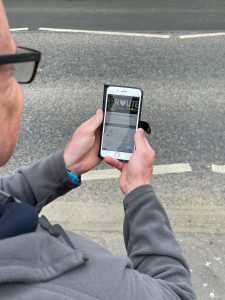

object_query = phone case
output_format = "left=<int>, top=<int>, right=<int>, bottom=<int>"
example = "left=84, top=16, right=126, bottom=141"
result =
left=99, top=84, right=144, bottom=158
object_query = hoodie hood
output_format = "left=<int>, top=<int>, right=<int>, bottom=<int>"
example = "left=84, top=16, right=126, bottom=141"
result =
left=0, top=229, right=88, bottom=283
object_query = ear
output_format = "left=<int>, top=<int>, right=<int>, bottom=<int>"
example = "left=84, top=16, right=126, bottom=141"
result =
left=0, top=1, right=15, bottom=55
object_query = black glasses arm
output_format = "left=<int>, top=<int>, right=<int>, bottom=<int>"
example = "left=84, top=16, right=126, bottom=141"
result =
left=0, top=51, right=41, bottom=65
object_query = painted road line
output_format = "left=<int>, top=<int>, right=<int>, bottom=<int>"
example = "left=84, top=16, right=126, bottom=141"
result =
left=179, top=32, right=225, bottom=39
left=82, top=163, right=192, bottom=181
left=82, top=169, right=120, bottom=181
left=153, top=163, right=192, bottom=175
left=211, top=164, right=225, bottom=174
left=38, top=27, right=170, bottom=38
left=10, top=27, right=29, bottom=31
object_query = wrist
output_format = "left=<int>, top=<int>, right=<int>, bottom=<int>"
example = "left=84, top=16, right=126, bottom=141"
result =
left=67, top=169, right=80, bottom=184
left=67, top=164, right=82, bottom=176
left=63, top=149, right=73, bottom=170
left=125, top=180, right=151, bottom=195
left=63, top=149, right=81, bottom=175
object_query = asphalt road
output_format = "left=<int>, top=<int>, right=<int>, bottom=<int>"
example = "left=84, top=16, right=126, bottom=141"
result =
left=3, top=32, right=225, bottom=168
left=5, top=0, right=225, bottom=31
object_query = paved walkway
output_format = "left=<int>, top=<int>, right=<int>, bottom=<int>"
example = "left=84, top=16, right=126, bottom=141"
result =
left=42, top=181, right=225, bottom=300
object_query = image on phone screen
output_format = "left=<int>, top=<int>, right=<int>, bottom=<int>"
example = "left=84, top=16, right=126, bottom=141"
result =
left=102, top=94, right=140, bottom=153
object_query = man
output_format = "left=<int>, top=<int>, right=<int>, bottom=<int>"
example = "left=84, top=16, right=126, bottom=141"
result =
left=0, top=1, right=196, bottom=299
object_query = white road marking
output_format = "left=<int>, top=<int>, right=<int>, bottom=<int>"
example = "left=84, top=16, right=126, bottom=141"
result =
left=211, top=164, right=225, bottom=174
left=82, top=169, right=120, bottom=181
left=82, top=163, right=192, bottom=181
left=153, top=163, right=192, bottom=174
left=179, top=32, right=225, bottom=39
left=38, top=27, right=170, bottom=38
left=10, top=27, right=29, bottom=31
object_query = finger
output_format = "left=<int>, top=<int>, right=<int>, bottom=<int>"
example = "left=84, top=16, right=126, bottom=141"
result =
left=134, top=128, right=146, bottom=151
left=95, top=126, right=101, bottom=143
left=94, top=127, right=103, bottom=155
left=144, top=134, right=155, bottom=151
left=104, top=156, right=125, bottom=171
left=143, top=136, right=151, bottom=148
left=143, top=137, right=155, bottom=159
left=84, top=109, right=103, bottom=133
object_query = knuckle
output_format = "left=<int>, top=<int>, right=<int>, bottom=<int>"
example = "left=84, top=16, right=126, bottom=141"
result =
left=78, top=125, right=88, bottom=135
left=151, top=148, right=155, bottom=157
left=142, top=148, right=155, bottom=161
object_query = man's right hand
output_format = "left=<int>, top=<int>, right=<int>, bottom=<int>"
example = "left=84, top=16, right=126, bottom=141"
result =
left=104, top=128, right=155, bottom=195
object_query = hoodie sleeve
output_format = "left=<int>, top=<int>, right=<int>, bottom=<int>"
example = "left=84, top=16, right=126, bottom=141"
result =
left=0, top=150, right=80, bottom=212
left=122, top=184, right=196, bottom=300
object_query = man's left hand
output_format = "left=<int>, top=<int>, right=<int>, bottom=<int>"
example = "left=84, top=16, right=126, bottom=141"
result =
left=63, top=109, right=103, bottom=176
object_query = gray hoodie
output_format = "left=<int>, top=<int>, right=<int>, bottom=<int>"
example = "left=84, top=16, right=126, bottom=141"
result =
left=0, top=151, right=196, bottom=299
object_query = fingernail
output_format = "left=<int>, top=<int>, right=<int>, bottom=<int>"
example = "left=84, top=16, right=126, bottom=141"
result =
left=137, top=128, right=144, bottom=133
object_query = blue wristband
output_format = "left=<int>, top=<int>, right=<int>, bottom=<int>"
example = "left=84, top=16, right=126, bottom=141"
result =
left=67, top=170, right=80, bottom=184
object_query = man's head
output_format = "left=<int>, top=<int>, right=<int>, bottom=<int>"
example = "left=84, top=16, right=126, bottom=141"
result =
left=0, top=1, right=24, bottom=166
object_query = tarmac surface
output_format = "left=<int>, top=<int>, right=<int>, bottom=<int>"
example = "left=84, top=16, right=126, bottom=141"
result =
left=5, top=0, right=225, bottom=31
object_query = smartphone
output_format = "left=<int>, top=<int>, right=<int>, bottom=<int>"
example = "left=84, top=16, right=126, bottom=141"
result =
left=100, top=85, right=143, bottom=161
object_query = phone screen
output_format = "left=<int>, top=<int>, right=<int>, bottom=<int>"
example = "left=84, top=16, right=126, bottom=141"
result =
left=102, top=94, right=140, bottom=153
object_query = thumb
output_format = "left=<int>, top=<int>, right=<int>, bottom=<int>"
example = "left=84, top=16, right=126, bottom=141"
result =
left=134, top=128, right=146, bottom=150
left=85, top=109, right=103, bottom=133
left=104, top=156, right=125, bottom=171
